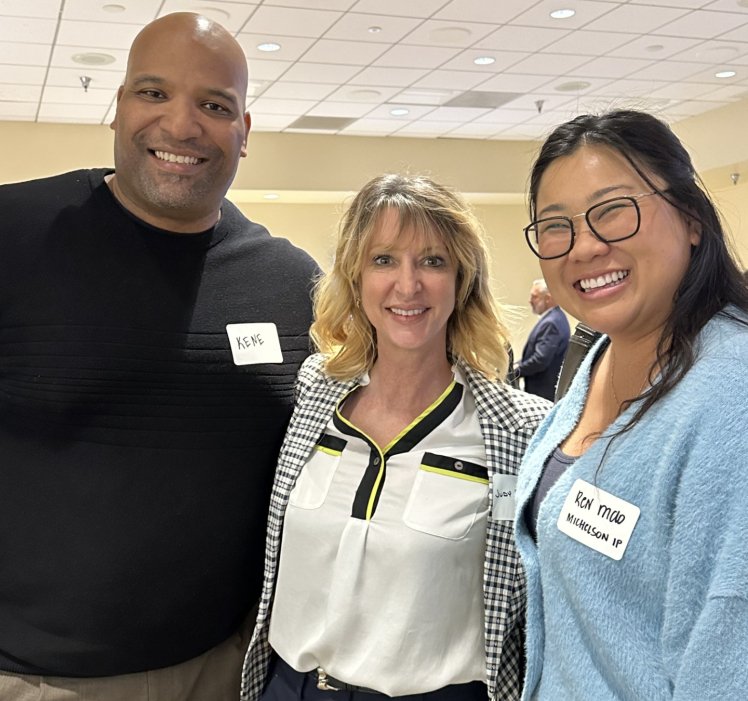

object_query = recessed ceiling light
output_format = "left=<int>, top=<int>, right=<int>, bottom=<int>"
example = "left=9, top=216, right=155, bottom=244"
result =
left=430, top=26, right=472, bottom=44
left=102, top=3, right=126, bottom=12
left=390, top=107, right=410, bottom=116
left=257, top=42, right=281, bottom=52
left=555, top=80, right=591, bottom=92
left=645, top=44, right=665, bottom=53
left=715, top=70, right=737, bottom=78
left=474, top=56, right=495, bottom=66
left=368, top=26, right=382, bottom=34
left=550, top=9, right=576, bottom=19
left=72, top=52, right=116, bottom=66
left=263, top=193, right=279, bottom=200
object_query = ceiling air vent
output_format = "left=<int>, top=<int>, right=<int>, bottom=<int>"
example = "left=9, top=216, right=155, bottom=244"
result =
left=443, top=91, right=521, bottom=109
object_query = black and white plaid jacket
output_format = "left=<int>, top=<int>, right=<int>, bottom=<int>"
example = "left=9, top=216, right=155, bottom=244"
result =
left=240, top=353, right=550, bottom=701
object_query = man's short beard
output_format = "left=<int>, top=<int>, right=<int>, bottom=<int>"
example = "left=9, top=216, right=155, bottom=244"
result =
left=137, top=172, right=217, bottom=212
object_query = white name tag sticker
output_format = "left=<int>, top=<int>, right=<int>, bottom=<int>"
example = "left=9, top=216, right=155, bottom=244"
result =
left=491, top=474, right=517, bottom=521
left=226, top=323, right=283, bottom=365
left=557, top=479, right=640, bottom=560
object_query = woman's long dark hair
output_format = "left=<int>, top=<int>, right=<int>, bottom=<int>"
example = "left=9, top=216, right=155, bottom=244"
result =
left=529, top=109, right=748, bottom=432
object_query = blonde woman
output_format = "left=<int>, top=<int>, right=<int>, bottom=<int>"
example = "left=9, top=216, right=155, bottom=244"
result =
left=241, top=174, right=550, bottom=701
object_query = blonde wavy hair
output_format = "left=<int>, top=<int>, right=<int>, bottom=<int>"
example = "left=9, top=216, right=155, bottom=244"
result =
left=311, top=173, right=511, bottom=381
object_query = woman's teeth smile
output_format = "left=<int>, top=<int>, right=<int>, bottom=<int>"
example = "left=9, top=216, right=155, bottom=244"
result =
left=389, top=307, right=426, bottom=317
left=578, top=270, right=629, bottom=292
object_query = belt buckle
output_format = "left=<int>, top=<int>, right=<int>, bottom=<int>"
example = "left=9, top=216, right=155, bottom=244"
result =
left=316, top=667, right=341, bottom=691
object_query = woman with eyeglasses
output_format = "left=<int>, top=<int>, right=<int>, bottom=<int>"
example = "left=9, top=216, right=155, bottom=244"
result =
left=514, top=110, right=748, bottom=700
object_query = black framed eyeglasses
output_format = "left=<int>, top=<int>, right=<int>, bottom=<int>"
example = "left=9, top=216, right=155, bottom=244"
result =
left=524, top=192, right=658, bottom=260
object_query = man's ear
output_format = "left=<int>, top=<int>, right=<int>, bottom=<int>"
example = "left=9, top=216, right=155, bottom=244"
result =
left=240, top=111, right=251, bottom=158
left=110, top=85, right=124, bottom=131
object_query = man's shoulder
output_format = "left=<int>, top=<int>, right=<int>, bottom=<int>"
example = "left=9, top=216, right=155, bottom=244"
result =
left=0, top=168, right=108, bottom=203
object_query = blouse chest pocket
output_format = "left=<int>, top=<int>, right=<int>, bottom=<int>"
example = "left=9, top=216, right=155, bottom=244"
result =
left=288, top=434, right=347, bottom=510
left=402, top=451, right=490, bottom=540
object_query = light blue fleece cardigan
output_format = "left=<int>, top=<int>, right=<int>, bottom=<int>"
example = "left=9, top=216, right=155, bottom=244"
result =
left=515, top=309, right=748, bottom=701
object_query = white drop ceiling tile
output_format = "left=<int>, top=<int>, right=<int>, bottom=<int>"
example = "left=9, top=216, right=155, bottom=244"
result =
left=420, top=105, right=490, bottom=121
left=703, top=0, right=748, bottom=9
left=326, top=83, right=401, bottom=102
left=656, top=10, right=748, bottom=39
left=157, top=1, right=258, bottom=31
left=365, top=103, right=435, bottom=119
left=0, top=64, right=46, bottom=84
left=37, top=102, right=111, bottom=119
left=0, top=101, right=36, bottom=118
left=0, top=0, right=63, bottom=18
left=51, top=44, right=129, bottom=71
left=585, top=4, right=688, bottom=33
left=473, top=72, right=552, bottom=93
left=628, top=0, right=709, bottom=7
left=440, top=49, right=529, bottom=72
left=632, top=59, right=705, bottom=80
left=434, top=0, right=532, bottom=24
left=46, top=67, right=125, bottom=90
left=261, top=81, right=336, bottom=100
left=246, top=113, right=297, bottom=130
left=57, top=21, right=142, bottom=51
left=502, top=52, right=591, bottom=76
left=475, top=25, right=569, bottom=52
left=684, top=66, right=745, bottom=83
left=500, top=93, right=576, bottom=113
left=248, top=96, right=318, bottom=115
left=671, top=40, right=746, bottom=63
left=402, top=20, right=498, bottom=49
left=731, top=52, right=748, bottom=64
left=374, top=44, right=461, bottom=69
left=698, top=83, right=748, bottom=100
left=413, top=69, right=499, bottom=91
left=281, top=61, right=362, bottom=84
left=243, top=6, right=342, bottom=38
left=263, top=0, right=356, bottom=9
left=341, top=117, right=406, bottom=134
left=473, top=107, right=539, bottom=123
left=716, top=23, right=748, bottom=42
left=246, top=59, right=292, bottom=82
left=0, top=83, right=41, bottom=101
left=0, top=16, right=57, bottom=44
left=492, top=123, right=548, bottom=140
left=0, top=41, right=52, bottom=66
left=607, top=34, right=703, bottom=59
left=349, top=0, right=445, bottom=19
left=544, top=30, right=639, bottom=56
left=510, top=0, right=622, bottom=30
left=602, top=78, right=714, bottom=99
left=393, top=120, right=462, bottom=136
left=43, top=85, right=117, bottom=105
left=62, top=0, right=161, bottom=24
left=445, top=122, right=503, bottom=138
left=352, top=65, right=428, bottom=86
left=237, top=34, right=316, bottom=62
left=664, top=98, right=729, bottom=116
left=306, top=100, right=378, bottom=117
left=393, top=86, right=459, bottom=105
left=573, top=56, right=655, bottom=78
left=323, top=12, right=421, bottom=43
left=104, top=102, right=116, bottom=123
left=301, top=39, right=388, bottom=65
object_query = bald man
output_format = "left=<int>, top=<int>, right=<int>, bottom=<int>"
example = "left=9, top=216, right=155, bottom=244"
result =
left=0, top=13, right=319, bottom=701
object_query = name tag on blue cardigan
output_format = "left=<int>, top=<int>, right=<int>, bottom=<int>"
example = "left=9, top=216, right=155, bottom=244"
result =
left=557, top=479, right=640, bottom=560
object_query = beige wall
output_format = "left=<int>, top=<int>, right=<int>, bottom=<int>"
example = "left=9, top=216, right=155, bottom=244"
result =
left=1, top=97, right=746, bottom=353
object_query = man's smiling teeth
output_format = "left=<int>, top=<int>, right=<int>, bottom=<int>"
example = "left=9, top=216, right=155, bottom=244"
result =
left=390, top=307, right=426, bottom=317
left=579, top=270, right=628, bottom=291
left=154, top=150, right=201, bottom=165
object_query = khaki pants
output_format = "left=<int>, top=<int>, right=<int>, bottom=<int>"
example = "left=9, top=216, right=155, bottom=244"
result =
left=0, top=617, right=252, bottom=701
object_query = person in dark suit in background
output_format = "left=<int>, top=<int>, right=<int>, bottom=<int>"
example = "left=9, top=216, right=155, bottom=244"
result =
left=515, top=279, right=570, bottom=400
